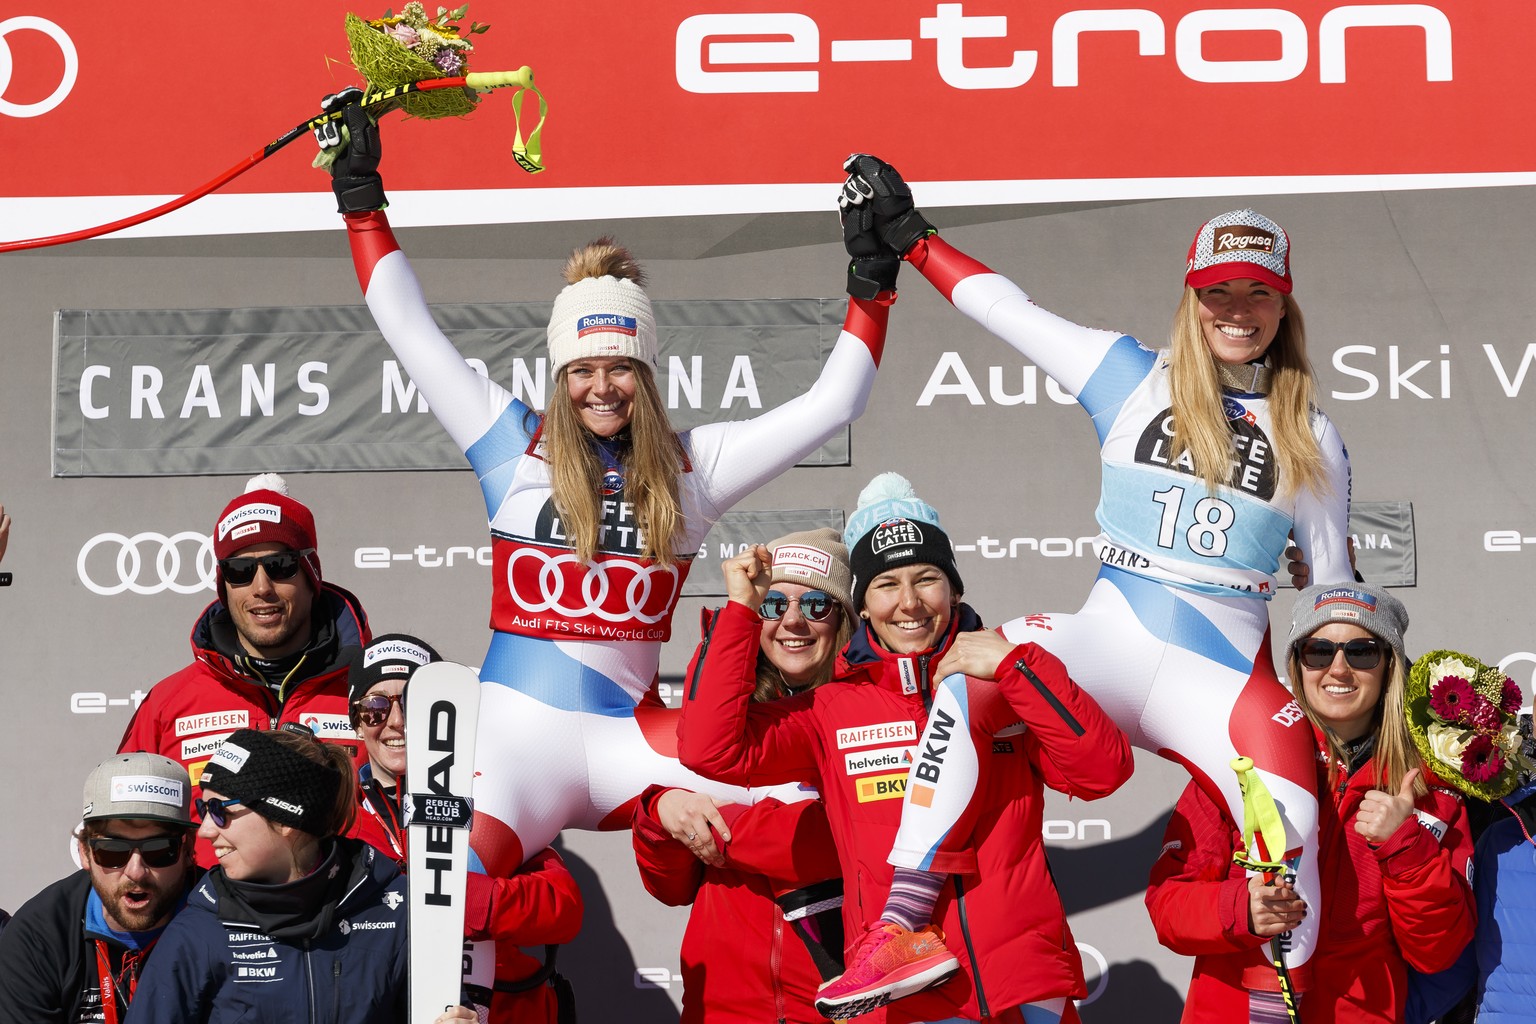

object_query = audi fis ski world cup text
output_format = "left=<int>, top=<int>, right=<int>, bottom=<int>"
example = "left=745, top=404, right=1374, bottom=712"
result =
left=677, top=3, right=1452, bottom=93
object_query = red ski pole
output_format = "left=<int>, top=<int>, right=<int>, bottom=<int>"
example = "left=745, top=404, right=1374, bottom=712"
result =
left=0, top=68, right=536, bottom=254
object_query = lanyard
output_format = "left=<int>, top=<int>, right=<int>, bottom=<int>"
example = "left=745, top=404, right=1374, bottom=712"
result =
left=95, top=940, right=150, bottom=1024
left=361, top=780, right=407, bottom=862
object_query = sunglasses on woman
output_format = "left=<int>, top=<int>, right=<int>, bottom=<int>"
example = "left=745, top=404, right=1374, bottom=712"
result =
left=195, top=796, right=247, bottom=829
left=1296, top=637, right=1385, bottom=671
left=85, top=833, right=185, bottom=870
left=353, top=692, right=407, bottom=727
left=760, top=590, right=837, bottom=622
left=218, top=551, right=304, bottom=587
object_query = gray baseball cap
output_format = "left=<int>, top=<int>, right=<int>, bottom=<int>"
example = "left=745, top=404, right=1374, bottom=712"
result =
left=82, top=752, right=195, bottom=827
left=1287, top=583, right=1410, bottom=669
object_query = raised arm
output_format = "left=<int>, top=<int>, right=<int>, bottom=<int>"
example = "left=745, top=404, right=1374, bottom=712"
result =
left=687, top=296, right=886, bottom=515
left=1289, top=412, right=1353, bottom=586
left=845, top=153, right=1136, bottom=402
left=323, top=103, right=523, bottom=458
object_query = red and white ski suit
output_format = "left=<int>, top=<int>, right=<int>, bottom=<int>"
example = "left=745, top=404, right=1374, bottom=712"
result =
left=892, top=233, right=1355, bottom=972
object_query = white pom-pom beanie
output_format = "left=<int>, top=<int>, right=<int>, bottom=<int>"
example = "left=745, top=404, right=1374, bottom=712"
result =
left=546, top=276, right=658, bottom=378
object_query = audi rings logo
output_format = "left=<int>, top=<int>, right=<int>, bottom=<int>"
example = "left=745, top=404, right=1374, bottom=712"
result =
left=507, top=549, right=680, bottom=623
left=0, top=17, right=78, bottom=118
left=78, top=532, right=216, bottom=597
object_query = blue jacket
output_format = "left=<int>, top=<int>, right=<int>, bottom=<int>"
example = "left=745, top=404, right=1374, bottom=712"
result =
left=1408, top=784, right=1536, bottom=1024
left=125, top=839, right=408, bottom=1024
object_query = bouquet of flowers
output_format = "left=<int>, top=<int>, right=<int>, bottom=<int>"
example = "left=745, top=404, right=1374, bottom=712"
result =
left=346, top=2, right=489, bottom=119
left=1407, top=649, right=1533, bottom=800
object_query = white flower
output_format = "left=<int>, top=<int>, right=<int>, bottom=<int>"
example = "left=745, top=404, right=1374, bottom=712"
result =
left=1497, top=723, right=1523, bottom=754
left=1429, top=657, right=1481, bottom=689
left=1425, top=722, right=1473, bottom=766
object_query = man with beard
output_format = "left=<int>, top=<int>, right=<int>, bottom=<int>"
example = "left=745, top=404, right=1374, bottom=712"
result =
left=0, top=753, right=200, bottom=1023
left=118, top=473, right=370, bottom=865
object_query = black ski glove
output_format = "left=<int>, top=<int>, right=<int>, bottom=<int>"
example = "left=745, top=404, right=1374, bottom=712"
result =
left=839, top=154, right=900, bottom=299
left=841, top=153, right=934, bottom=259
left=316, top=91, right=387, bottom=214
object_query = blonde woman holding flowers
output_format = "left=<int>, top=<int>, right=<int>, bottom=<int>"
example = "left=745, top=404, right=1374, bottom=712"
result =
left=1148, top=583, right=1475, bottom=1023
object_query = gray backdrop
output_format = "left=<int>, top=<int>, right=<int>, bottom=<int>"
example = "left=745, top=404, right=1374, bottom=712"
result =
left=4, top=189, right=1533, bottom=1020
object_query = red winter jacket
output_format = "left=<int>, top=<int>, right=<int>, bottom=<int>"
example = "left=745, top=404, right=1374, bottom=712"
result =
left=633, top=784, right=839, bottom=1024
left=352, top=767, right=584, bottom=1024
left=1145, top=731, right=1475, bottom=1023
left=118, top=584, right=371, bottom=867
left=679, top=600, right=1133, bottom=1022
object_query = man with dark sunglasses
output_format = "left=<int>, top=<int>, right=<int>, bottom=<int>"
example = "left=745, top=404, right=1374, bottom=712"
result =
left=0, top=753, right=200, bottom=1024
left=117, top=473, right=372, bottom=866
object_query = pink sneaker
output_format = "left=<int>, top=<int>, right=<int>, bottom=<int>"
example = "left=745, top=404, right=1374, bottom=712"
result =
left=815, top=922, right=960, bottom=1019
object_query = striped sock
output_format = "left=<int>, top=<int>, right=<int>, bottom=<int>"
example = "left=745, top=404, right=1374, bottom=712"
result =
left=1249, top=990, right=1293, bottom=1024
left=879, top=868, right=945, bottom=932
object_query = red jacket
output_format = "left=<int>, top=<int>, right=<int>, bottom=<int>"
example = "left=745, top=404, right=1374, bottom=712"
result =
left=352, top=768, right=584, bottom=1024
left=1145, top=731, right=1475, bottom=1023
left=634, top=784, right=839, bottom=1024
left=679, top=600, right=1133, bottom=1022
left=118, top=584, right=371, bottom=867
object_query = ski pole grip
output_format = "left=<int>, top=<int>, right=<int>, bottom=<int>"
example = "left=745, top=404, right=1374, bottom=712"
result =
left=466, top=67, right=534, bottom=92
left=1232, top=756, right=1254, bottom=774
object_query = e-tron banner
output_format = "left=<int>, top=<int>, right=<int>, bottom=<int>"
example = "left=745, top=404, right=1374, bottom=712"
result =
left=52, top=298, right=848, bottom=476
left=3, top=2, right=1534, bottom=241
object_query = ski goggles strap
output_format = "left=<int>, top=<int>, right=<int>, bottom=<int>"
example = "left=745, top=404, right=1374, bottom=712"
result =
left=1231, top=755, right=1289, bottom=876
left=509, top=84, right=547, bottom=173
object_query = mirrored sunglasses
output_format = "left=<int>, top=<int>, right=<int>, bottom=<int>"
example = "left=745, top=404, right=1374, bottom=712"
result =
left=1297, top=637, right=1385, bottom=671
left=759, top=589, right=837, bottom=622
left=219, top=551, right=304, bottom=587
left=85, top=833, right=184, bottom=870
left=353, top=692, right=407, bottom=727
left=195, top=796, right=247, bottom=829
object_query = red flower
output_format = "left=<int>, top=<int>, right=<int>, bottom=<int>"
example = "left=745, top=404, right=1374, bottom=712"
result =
left=1502, top=676, right=1524, bottom=716
left=1471, top=697, right=1502, bottom=732
left=1430, top=675, right=1475, bottom=724
left=1461, top=734, right=1505, bottom=784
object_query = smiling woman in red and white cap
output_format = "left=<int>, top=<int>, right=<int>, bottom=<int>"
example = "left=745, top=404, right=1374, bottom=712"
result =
left=817, top=155, right=1357, bottom=1018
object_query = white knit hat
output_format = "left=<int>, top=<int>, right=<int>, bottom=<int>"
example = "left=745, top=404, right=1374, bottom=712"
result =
left=546, top=275, right=658, bottom=377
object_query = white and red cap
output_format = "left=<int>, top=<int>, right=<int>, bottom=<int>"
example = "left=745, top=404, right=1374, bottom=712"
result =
left=546, top=275, right=658, bottom=378
left=1185, top=209, right=1293, bottom=294
left=212, top=473, right=321, bottom=598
